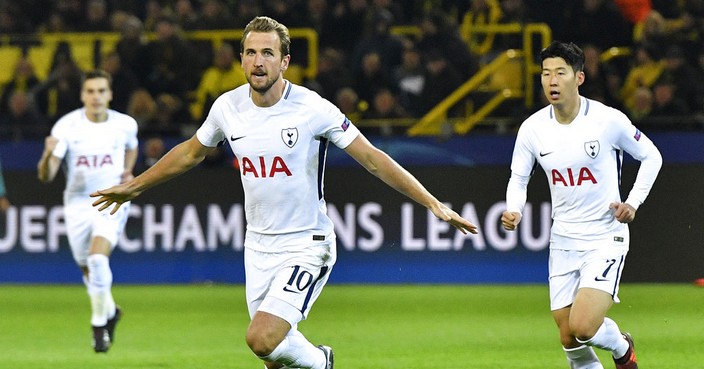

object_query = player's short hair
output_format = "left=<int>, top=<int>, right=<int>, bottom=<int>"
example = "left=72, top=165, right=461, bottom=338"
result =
left=241, top=16, right=291, bottom=58
left=83, top=69, right=113, bottom=88
left=540, top=41, right=585, bottom=73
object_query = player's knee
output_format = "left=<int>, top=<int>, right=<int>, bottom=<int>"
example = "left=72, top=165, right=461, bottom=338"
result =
left=245, top=329, right=277, bottom=357
left=570, top=321, right=598, bottom=342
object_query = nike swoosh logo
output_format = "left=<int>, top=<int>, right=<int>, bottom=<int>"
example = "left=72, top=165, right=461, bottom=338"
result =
left=283, top=286, right=299, bottom=293
left=230, top=135, right=245, bottom=141
left=594, top=277, right=609, bottom=282
left=539, top=151, right=553, bottom=157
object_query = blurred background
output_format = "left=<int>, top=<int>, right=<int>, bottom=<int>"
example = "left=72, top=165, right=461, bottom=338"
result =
left=0, top=0, right=702, bottom=284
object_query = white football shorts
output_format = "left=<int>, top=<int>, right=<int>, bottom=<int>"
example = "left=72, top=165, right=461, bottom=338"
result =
left=244, top=238, right=336, bottom=327
left=63, top=195, right=130, bottom=266
left=549, top=246, right=629, bottom=311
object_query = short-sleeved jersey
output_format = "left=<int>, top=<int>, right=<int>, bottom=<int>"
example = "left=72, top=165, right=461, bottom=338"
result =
left=51, top=108, right=139, bottom=199
left=509, top=97, right=661, bottom=247
left=196, top=80, right=360, bottom=251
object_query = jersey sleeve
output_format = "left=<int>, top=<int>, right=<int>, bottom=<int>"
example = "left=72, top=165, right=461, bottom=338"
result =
left=50, top=119, right=69, bottom=160
left=612, top=113, right=663, bottom=209
left=509, top=123, right=537, bottom=177
left=196, top=95, right=228, bottom=147
left=308, top=96, right=360, bottom=149
left=125, top=117, right=139, bottom=150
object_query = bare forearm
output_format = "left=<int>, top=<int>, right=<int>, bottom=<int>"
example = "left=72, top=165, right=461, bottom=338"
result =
left=37, top=152, right=57, bottom=183
left=366, top=150, right=437, bottom=208
left=127, top=139, right=208, bottom=194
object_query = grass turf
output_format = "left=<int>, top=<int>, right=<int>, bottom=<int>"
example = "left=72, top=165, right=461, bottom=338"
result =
left=0, top=283, right=701, bottom=368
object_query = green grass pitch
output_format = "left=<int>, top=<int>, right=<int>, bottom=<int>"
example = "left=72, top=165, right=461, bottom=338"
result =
left=0, top=283, right=701, bottom=368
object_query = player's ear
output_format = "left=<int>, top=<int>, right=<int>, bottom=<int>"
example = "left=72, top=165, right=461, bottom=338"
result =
left=576, top=70, right=585, bottom=86
left=280, top=54, right=290, bottom=72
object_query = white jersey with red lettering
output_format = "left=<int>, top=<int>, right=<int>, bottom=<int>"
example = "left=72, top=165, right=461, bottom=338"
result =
left=50, top=108, right=138, bottom=262
left=507, top=96, right=662, bottom=250
left=196, top=80, right=361, bottom=252
left=51, top=108, right=139, bottom=200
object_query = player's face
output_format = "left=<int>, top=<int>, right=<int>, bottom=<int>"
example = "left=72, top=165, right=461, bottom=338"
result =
left=80, top=77, right=112, bottom=118
left=540, top=57, right=584, bottom=106
left=241, top=31, right=290, bottom=94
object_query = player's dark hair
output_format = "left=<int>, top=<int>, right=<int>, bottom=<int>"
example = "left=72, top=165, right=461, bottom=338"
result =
left=82, top=69, right=113, bottom=88
left=540, top=41, right=584, bottom=73
left=241, top=16, right=291, bottom=57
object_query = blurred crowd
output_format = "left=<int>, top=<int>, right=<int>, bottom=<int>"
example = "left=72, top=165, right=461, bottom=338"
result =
left=1, top=0, right=704, bottom=144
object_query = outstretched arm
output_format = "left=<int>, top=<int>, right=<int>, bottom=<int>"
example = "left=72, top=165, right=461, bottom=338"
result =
left=344, top=134, right=478, bottom=234
left=90, top=135, right=214, bottom=214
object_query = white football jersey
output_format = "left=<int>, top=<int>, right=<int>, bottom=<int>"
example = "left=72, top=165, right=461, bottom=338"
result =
left=196, top=80, right=360, bottom=250
left=508, top=97, right=661, bottom=248
left=51, top=108, right=139, bottom=198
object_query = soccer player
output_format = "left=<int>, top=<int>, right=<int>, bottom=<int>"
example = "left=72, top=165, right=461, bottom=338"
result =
left=90, top=16, right=477, bottom=369
left=37, top=69, right=138, bottom=353
left=501, top=41, right=661, bottom=369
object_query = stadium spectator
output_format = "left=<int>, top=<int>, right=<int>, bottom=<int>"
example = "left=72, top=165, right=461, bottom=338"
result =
left=0, top=4, right=34, bottom=34
left=90, top=16, right=477, bottom=369
left=625, top=85, right=654, bottom=123
left=392, top=39, right=426, bottom=117
left=305, top=47, right=353, bottom=101
left=189, top=42, right=247, bottom=121
left=418, top=50, right=464, bottom=117
left=417, top=9, right=478, bottom=80
left=502, top=41, right=661, bottom=369
left=100, top=51, right=141, bottom=113
left=140, top=93, right=190, bottom=138
left=327, top=0, right=370, bottom=56
left=232, top=0, right=262, bottom=29
left=37, top=69, right=138, bottom=353
left=78, top=0, right=111, bottom=32
left=353, top=50, right=394, bottom=107
left=33, top=42, right=84, bottom=123
left=114, top=15, right=149, bottom=82
left=650, top=78, right=689, bottom=118
left=173, top=0, right=200, bottom=31
left=141, top=16, right=199, bottom=102
left=125, top=88, right=158, bottom=133
left=142, top=0, right=167, bottom=32
left=563, top=0, right=632, bottom=50
left=658, top=45, right=701, bottom=112
left=350, top=8, right=405, bottom=77
left=192, top=0, right=231, bottom=30
left=0, top=56, right=41, bottom=116
left=619, top=42, right=665, bottom=113
left=0, top=91, right=49, bottom=141
left=335, top=86, right=366, bottom=123
left=135, top=136, right=166, bottom=174
left=580, top=44, right=623, bottom=109
left=361, top=88, right=410, bottom=136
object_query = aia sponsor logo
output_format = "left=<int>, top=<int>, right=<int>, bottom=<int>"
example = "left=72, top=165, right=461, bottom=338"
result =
left=75, top=154, right=113, bottom=168
left=239, top=156, right=292, bottom=178
left=551, top=167, right=597, bottom=186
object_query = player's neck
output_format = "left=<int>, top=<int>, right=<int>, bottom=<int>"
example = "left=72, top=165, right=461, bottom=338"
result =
left=552, top=97, right=581, bottom=124
left=85, top=110, right=108, bottom=123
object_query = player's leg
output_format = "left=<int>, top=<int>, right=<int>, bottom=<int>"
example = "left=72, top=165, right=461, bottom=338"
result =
left=244, top=245, right=335, bottom=369
left=550, top=249, right=604, bottom=369
left=86, top=202, right=129, bottom=352
left=553, top=306, right=604, bottom=369
left=571, top=248, right=636, bottom=368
